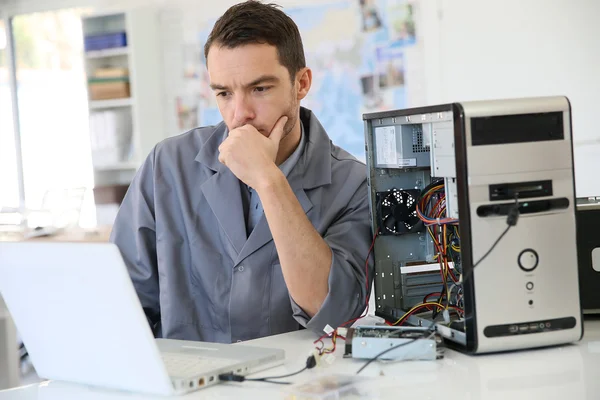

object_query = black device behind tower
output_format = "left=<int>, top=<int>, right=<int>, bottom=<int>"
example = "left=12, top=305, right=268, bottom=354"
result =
left=576, top=199, right=600, bottom=313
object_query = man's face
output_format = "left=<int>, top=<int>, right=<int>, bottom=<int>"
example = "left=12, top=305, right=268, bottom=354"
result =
left=207, top=43, right=299, bottom=138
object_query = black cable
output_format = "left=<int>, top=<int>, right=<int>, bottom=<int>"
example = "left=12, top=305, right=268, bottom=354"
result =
left=356, top=316, right=441, bottom=375
left=433, top=278, right=448, bottom=320
left=420, top=178, right=444, bottom=197
left=472, top=224, right=511, bottom=269
left=217, top=373, right=292, bottom=385
left=462, top=197, right=520, bottom=283
left=219, top=354, right=316, bottom=385
left=246, top=366, right=308, bottom=382
left=355, top=337, right=420, bottom=374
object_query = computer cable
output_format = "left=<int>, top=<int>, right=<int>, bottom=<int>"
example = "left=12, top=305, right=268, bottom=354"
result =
left=461, top=196, right=520, bottom=284
left=218, top=354, right=316, bottom=385
left=356, top=314, right=441, bottom=375
left=313, top=228, right=379, bottom=354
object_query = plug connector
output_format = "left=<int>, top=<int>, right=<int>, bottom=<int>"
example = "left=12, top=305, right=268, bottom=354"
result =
left=218, top=373, right=245, bottom=382
left=507, top=205, right=519, bottom=226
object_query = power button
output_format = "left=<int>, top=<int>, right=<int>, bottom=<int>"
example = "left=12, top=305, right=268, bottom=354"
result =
left=518, top=249, right=539, bottom=272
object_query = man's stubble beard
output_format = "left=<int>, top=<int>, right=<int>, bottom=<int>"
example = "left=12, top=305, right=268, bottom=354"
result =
left=280, top=93, right=299, bottom=140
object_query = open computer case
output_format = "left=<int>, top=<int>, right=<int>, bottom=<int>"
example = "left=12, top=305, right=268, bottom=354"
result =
left=363, top=96, right=583, bottom=354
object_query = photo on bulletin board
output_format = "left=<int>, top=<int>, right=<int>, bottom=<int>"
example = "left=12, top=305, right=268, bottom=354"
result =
left=376, top=46, right=405, bottom=89
left=360, top=74, right=383, bottom=109
left=386, top=0, right=416, bottom=47
left=359, top=0, right=383, bottom=32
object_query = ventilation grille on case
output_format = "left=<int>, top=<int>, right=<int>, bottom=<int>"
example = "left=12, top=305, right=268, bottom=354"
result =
left=412, top=127, right=430, bottom=153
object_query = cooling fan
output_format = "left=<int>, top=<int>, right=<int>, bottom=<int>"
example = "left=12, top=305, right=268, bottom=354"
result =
left=376, top=189, right=424, bottom=235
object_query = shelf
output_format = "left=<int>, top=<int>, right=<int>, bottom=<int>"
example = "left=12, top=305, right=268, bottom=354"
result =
left=86, top=47, right=129, bottom=59
left=94, top=162, right=138, bottom=171
left=89, top=98, right=133, bottom=109
left=83, top=8, right=163, bottom=192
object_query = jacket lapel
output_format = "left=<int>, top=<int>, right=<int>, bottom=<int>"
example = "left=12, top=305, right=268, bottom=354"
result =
left=234, top=174, right=313, bottom=267
left=201, top=165, right=246, bottom=257
left=233, top=107, right=332, bottom=266
left=196, top=123, right=246, bottom=257
left=195, top=109, right=334, bottom=267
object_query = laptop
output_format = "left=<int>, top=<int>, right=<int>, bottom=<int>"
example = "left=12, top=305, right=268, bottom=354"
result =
left=0, top=242, right=285, bottom=396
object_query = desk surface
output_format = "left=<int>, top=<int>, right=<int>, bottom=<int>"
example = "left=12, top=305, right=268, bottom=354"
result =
left=0, top=227, right=112, bottom=243
left=2, top=319, right=600, bottom=400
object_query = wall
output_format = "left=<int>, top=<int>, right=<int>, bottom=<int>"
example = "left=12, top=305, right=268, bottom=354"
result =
left=434, top=0, right=599, bottom=140
left=432, top=0, right=600, bottom=196
left=0, top=0, right=337, bottom=19
left=1, top=0, right=599, bottom=194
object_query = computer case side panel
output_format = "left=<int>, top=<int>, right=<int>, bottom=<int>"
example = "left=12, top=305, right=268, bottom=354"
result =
left=565, top=97, right=585, bottom=340
left=452, top=102, right=478, bottom=353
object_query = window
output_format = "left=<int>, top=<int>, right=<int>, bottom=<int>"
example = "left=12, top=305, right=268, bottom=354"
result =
left=12, top=9, right=95, bottom=227
left=0, top=20, right=20, bottom=215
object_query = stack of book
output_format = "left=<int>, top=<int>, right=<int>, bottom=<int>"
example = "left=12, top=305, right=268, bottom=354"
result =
left=88, top=67, right=130, bottom=100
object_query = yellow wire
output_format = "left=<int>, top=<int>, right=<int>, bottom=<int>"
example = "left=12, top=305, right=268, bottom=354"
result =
left=427, top=226, right=438, bottom=244
left=323, top=332, right=337, bottom=354
left=392, top=301, right=445, bottom=325
left=440, top=264, right=452, bottom=305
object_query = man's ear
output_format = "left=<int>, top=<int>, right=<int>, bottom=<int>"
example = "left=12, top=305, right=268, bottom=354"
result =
left=295, top=67, right=312, bottom=101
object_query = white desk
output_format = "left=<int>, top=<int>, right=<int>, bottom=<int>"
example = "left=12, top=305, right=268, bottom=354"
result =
left=2, top=319, right=600, bottom=399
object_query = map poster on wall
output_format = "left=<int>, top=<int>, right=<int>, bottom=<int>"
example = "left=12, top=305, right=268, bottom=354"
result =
left=176, top=0, right=422, bottom=160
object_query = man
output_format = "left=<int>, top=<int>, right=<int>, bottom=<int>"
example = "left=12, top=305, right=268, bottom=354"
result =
left=110, top=0, right=374, bottom=343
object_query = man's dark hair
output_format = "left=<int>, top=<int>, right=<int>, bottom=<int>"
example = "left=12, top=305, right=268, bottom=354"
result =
left=204, top=1, right=306, bottom=81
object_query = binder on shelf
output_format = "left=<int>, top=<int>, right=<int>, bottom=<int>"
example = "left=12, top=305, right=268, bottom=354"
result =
left=84, top=32, right=127, bottom=52
left=93, top=67, right=129, bottom=78
left=88, top=77, right=130, bottom=100
left=89, top=109, right=134, bottom=168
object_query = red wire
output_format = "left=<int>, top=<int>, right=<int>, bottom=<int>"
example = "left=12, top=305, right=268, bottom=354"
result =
left=432, top=195, right=445, bottom=217
left=314, top=332, right=330, bottom=345
left=394, top=303, right=442, bottom=326
left=312, top=228, right=378, bottom=347
left=448, top=305, right=464, bottom=315
left=362, top=228, right=378, bottom=316
left=447, top=263, right=458, bottom=282
left=341, top=227, right=378, bottom=327
left=394, top=302, right=464, bottom=327
left=424, top=292, right=442, bottom=303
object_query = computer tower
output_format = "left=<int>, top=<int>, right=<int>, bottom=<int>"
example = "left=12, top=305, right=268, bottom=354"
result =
left=363, top=96, right=583, bottom=353
left=576, top=198, right=600, bottom=313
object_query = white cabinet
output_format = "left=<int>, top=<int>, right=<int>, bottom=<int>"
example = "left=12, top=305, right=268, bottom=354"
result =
left=82, top=8, right=165, bottom=188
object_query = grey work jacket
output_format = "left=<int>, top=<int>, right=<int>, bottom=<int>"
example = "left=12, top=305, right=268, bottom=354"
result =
left=110, top=107, right=374, bottom=343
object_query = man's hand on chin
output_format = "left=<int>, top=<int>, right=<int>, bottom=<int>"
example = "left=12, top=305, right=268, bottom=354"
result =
left=218, top=116, right=288, bottom=189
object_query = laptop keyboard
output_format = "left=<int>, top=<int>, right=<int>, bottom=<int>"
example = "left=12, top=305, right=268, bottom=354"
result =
left=162, top=353, right=237, bottom=378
